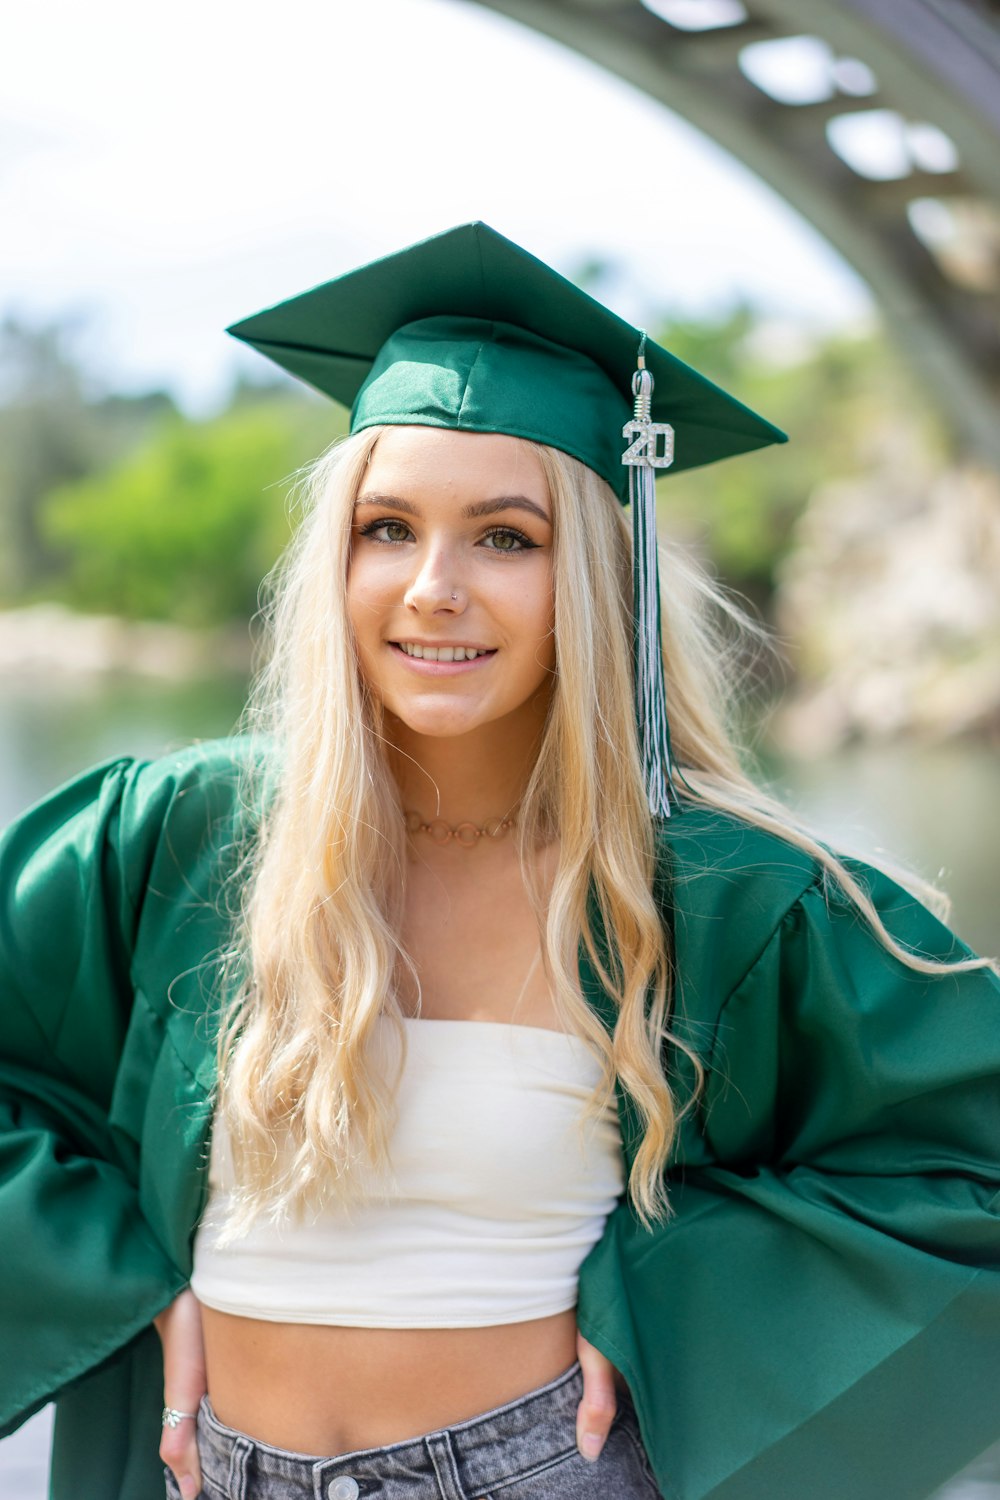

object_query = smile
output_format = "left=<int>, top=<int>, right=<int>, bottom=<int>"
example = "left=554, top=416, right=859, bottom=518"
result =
left=392, top=642, right=494, bottom=662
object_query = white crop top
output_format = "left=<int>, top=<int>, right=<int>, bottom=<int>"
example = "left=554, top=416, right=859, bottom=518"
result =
left=191, top=1018, right=624, bottom=1327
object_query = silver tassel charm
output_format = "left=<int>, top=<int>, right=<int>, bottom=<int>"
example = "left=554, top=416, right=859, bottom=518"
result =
left=622, top=334, right=678, bottom=818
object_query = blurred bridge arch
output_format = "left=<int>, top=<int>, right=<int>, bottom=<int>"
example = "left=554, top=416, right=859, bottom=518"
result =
left=467, top=0, right=1000, bottom=465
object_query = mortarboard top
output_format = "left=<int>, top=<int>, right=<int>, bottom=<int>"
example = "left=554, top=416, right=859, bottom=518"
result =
left=227, top=222, right=787, bottom=505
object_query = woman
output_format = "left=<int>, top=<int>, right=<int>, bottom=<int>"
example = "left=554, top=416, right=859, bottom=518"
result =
left=1, top=223, right=999, bottom=1500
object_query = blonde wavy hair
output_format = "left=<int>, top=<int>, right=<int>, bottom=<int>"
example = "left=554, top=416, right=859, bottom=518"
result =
left=216, top=425, right=994, bottom=1236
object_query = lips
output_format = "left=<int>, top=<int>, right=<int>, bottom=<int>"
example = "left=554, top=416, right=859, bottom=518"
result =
left=392, top=642, right=495, bottom=662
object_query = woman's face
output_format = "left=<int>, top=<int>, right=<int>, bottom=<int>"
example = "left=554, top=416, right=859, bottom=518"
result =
left=347, top=426, right=556, bottom=743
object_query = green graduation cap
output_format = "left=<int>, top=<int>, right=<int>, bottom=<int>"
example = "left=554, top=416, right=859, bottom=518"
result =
left=228, top=221, right=785, bottom=504
left=228, top=222, right=787, bottom=817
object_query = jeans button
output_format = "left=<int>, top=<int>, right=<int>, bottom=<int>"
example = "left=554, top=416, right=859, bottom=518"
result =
left=328, top=1479, right=360, bottom=1500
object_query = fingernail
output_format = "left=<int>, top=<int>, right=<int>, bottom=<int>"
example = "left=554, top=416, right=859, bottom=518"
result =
left=179, top=1477, right=197, bottom=1499
left=580, top=1433, right=603, bottom=1460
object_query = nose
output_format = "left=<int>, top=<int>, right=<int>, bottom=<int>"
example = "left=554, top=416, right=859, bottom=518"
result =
left=402, top=542, right=465, bottom=614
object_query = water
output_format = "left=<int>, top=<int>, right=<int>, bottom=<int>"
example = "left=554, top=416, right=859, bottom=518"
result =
left=756, top=736, right=1000, bottom=959
left=1, top=673, right=998, bottom=1496
left=0, top=671, right=250, bottom=825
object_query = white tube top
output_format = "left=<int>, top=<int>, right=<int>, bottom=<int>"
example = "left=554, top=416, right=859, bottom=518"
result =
left=191, top=1018, right=624, bottom=1327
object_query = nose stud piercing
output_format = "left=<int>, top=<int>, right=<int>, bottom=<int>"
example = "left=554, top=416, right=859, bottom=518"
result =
left=451, top=592, right=458, bottom=601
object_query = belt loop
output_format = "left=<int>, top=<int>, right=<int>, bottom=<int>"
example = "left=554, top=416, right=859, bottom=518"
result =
left=228, top=1433, right=253, bottom=1500
left=424, top=1430, right=468, bottom=1500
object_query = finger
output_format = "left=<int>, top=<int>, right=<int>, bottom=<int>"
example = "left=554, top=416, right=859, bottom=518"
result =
left=575, top=1331, right=618, bottom=1462
left=160, top=1406, right=202, bottom=1500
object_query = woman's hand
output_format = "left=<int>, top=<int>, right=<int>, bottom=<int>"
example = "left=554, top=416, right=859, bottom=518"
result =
left=154, top=1288, right=207, bottom=1500
left=575, top=1328, right=622, bottom=1462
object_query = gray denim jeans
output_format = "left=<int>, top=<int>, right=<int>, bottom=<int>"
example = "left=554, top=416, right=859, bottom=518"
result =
left=163, top=1359, right=661, bottom=1499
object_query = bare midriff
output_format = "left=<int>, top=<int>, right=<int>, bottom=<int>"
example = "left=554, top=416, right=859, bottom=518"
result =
left=199, top=1304, right=581, bottom=1454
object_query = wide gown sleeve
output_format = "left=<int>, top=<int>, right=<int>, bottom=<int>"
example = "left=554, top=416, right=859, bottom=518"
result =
left=578, top=862, right=1000, bottom=1500
left=0, top=759, right=190, bottom=1436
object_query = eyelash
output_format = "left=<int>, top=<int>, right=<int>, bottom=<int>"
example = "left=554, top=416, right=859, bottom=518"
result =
left=356, top=518, right=538, bottom=554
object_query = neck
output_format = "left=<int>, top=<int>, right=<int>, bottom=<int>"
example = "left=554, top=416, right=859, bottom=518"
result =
left=386, top=704, right=547, bottom=831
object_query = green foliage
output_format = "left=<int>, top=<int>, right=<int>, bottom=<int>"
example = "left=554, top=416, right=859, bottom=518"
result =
left=0, top=318, right=178, bottom=597
left=42, top=400, right=344, bottom=626
left=656, top=309, right=944, bottom=602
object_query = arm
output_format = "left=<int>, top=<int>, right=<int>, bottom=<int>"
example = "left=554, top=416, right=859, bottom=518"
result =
left=0, top=757, right=206, bottom=1434
left=578, top=863, right=1000, bottom=1500
left=155, top=1289, right=206, bottom=1500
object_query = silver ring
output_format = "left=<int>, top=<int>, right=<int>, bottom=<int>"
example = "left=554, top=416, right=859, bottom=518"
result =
left=162, top=1406, right=198, bottom=1429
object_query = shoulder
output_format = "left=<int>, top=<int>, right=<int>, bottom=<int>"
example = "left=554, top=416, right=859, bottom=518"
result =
left=109, top=734, right=273, bottom=918
left=1, top=734, right=273, bottom=943
left=117, top=732, right=268, bottom=824
left=653, top=802, right=821, bottom=1011
left=653, top=798, right=992, bottom=1031
left=115, top=732, right=265, bottom=840
left=3, top=733, right=268, bottom=843
left=655, top=800, right=819, bottom=898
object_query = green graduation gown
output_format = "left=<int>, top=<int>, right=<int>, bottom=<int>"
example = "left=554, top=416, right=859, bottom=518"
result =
left=0, top=738, right=998, bottom=1500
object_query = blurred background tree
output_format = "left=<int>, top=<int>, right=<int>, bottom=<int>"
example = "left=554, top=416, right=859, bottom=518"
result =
left=655, top=306, right=948, bottom=609
left=0, top=318, right=177, bottom=596
left=40, top=397, right=340, bottom=625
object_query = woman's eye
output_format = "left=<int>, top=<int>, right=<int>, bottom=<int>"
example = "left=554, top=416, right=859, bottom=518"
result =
left=360, top=518, right=412, bottom=544
left=482, top=527, right=534, bottom=553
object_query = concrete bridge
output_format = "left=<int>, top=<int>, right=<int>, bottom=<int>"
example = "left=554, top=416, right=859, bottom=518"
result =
left=469, top=0, right=1000, bottom=467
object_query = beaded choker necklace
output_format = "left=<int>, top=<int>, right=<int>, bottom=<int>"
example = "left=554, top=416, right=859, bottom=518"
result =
left=404, top=810, right=516, bottom=848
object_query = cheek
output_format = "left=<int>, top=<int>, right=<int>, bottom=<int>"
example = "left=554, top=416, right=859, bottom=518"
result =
left=529, top=571, right=556, bottom=651
left=506, top=571, right=555, bottom=676
left=345, top=572, right=386, bottom=686
left=536, top=628, right=557, bottom=679
left=346, top=555, right=390, bottom=631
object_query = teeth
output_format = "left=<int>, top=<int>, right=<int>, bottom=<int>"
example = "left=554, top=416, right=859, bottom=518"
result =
left=398, top=643, right=488, bottom=661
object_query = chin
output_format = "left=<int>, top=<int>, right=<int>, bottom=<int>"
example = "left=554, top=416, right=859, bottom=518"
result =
left=392, top=710, right=491, bottom=740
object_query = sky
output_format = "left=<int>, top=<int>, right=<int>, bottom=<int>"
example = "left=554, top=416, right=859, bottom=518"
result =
left=2, top=0, right=874, bottom=412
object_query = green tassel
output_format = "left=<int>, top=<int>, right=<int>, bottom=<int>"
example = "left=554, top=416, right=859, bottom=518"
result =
left=623, top=346, right=680, bottom=818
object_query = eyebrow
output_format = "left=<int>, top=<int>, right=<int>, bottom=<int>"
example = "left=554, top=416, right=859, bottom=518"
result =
left=354, top=493, right=551, bottom=525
